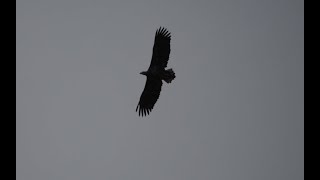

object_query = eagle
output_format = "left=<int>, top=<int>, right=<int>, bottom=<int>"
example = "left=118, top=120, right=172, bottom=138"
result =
left=136, top=27, right=176, bottom=117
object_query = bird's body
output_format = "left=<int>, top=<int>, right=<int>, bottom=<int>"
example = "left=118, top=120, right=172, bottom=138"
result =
left=136, top=27, right=175, bottom=116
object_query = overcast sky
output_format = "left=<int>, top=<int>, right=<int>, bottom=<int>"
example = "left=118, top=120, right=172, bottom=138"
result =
left=17, top=0, right=304, bottom=179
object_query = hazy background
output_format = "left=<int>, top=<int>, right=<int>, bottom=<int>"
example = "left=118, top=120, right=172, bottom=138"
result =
left=16, top=0, right=304, bottom=179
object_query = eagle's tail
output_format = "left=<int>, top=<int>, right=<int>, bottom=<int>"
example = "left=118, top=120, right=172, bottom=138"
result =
left=163, top=68, right=176, bottom=83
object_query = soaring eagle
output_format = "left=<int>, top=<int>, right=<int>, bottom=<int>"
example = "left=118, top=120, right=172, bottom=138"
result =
left=136, top=27, right=176, bottom=116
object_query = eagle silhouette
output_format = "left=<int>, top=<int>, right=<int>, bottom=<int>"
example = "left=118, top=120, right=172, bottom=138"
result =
left=136, top=27, right=176, bottom=116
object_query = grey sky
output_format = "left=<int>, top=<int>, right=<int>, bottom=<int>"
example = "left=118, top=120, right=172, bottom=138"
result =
left=17, top=0, right=304, bottom=180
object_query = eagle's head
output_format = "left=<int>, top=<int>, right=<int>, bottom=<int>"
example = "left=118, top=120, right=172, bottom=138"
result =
left=140, top=71, right=148, bottom=76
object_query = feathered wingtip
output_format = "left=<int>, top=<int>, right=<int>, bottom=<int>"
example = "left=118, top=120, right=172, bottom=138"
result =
left=136, top=104, right=152, bottom=117
left=156, top=26, right=171, bottom=38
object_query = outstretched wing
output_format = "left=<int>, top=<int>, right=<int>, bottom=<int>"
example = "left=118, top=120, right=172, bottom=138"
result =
left=149, top=27, right=171, bottom=70
left=136, top=76, right=163, bottom=116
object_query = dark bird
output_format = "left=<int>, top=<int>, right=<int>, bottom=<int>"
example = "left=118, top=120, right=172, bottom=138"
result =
left=136, top=27, right=176, bottom=117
